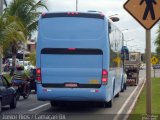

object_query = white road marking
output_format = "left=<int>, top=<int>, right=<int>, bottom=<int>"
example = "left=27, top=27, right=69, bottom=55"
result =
left=28, top=103, right=50, bottom=112
left=113, top=77, right=145, bottom=120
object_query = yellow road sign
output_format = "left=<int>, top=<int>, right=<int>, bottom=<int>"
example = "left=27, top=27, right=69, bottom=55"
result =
left=151, top=56, right=158, bottom=64
left=124, top=0, right=160, bottom=30
left=113, top=57, right=121, bottom=64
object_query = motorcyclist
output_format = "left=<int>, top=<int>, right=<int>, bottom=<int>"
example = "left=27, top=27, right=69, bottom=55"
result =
left=12, top=66, right=30, bottom=95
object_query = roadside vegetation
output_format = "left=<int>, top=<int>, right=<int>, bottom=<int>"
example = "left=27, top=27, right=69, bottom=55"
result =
left=0, top=0, right=47, bottom=75
left=28, top=51, right=36, bottom=66
left=129, top=78, right=160, bottom=120
left=3, top=73, right=12, bottom=83
left=155, top=24, right=160, bottom=59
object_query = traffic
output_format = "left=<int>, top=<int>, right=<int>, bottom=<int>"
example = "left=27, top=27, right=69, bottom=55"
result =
left=0, top=0, right=160, bottom=120
left=36, top=12, right=126, bottom=108
left=0, top=11, right=143, bottom=113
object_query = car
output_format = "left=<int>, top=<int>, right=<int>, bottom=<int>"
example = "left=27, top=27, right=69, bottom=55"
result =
left=153, top=64, right=160, bottom=69
left=3, top=58, right=20, bottom=72
left=139, top=64, right=146, bottom=70
left=30, top=68, right=37, bottom=92
left=19, top=61, right=35, bottom=71
left=0, top=75, right=17, bottom=112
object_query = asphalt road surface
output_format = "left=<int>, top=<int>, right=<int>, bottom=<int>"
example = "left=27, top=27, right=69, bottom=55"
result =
left=1, top=69, right=151, bottom=120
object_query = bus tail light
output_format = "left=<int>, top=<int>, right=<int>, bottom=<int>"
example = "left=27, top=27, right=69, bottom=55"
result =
left=36, top=68, right=41, bottom=83
left=67, top=12, right=79, bottom=15
left=102, top=69, right=108, bottom=84
left=68, top=48, right=76, bottom=51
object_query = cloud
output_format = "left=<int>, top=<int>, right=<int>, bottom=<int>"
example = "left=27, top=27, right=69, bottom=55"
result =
left=43, top=0, right=159, bottom=52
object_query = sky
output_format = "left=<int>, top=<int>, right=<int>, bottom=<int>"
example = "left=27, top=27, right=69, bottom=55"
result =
left=7, top=0, right=159, bottom=53
left=41, top=0, right=159, bottom=53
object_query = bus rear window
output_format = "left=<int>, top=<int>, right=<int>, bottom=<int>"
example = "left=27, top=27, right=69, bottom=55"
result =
left=41, top=17, right=104, bottom=40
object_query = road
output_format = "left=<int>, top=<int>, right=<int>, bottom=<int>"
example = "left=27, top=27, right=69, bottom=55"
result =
left=0, top=70, right=150, bottom=120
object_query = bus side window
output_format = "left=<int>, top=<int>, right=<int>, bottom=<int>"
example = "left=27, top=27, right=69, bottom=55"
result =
left=109, top=22, right=111, bottom=33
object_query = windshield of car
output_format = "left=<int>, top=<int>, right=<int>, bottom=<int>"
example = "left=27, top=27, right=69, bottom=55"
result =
left=19, top=61, right=30, bottom=66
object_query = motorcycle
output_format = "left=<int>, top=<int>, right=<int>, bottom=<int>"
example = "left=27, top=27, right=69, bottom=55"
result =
left=11, top=78, right=31, bottom=100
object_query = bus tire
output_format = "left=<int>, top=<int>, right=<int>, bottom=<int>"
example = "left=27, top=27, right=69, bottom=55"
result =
left=124, top=83, right=127, bottom=90
left=121, top=75, right=125, bottom=92
left=50, top=101, right=56, bottom=107
left=106, top=99, right=113, bottom=108
left=50, top=101, right=59, bottom=107
left=115, top=92, right=119, bottom=97
left=121, top=83, right=125, bottom=92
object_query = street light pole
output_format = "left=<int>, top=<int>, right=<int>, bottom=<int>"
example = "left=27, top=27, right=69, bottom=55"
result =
left=124, top=39, right=134, bottom=46
left=0, top=0, right=3, bottom=74
left=76, top=0, right=78, bottom=11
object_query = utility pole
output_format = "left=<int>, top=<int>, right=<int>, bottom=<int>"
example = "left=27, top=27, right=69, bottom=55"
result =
left=0, top=0, right=3, bottom=74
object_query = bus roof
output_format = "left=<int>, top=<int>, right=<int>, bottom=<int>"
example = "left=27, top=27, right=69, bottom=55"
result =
left=41, top=12, right=105, bottom=20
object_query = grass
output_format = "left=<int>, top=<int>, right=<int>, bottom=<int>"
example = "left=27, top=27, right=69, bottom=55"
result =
left=129, top=78, right=160, bottom=120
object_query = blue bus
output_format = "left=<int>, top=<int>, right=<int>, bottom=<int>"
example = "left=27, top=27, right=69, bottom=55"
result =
left=36, top=12, right=125, bottom=108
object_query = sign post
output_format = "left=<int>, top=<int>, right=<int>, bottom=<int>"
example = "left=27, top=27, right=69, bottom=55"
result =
left=124, top=0, right=160, bottom=116
left=146, top=29, right=151, bottom=115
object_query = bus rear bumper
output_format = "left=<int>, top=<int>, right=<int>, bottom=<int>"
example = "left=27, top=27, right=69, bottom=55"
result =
left=36, top=84, right=108, bottom=102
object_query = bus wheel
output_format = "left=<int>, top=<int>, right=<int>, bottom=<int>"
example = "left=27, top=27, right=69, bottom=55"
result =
left=121, top=83, right=125, bottom=92
left=124, top=83, right=127, bottom=90
left=104, top=102, right=108, bottom=108
left=115, top=92, right=119, bottom=97
left=50, top=101, right=59, bottom=107
left=106, top=99, right=113, bottom=108
left=104, top=99, right=113, bottom=108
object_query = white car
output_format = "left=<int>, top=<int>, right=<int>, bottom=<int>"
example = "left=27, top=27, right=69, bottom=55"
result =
left=3, top=58, right=20, bottom=71
left=19, top=61, right=35, bottom=70
left=5, top=58, right=20, bottom=67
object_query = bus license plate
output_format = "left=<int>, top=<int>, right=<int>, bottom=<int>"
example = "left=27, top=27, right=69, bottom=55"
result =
left=65, top=83, right=78, bottom=88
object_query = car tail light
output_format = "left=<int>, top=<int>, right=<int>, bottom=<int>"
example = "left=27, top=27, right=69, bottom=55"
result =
left=36, top=68, right=41, bottom=83
left=102, top=69, right=108, bottom=84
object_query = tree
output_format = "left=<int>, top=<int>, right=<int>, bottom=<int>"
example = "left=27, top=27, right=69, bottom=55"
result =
left=3, top=0, right=47, bottom=74
left=5, top=0, right=47, bottom=39
left=4, top=0, right=7, bottom=7
left=0, top=15, right=26, bottom=75
left=155, top=24, right=160, bottom=53
left=29, top=51, right=36, bottom=66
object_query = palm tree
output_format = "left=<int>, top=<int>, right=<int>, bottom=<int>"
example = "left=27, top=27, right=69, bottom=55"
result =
left=5, top=0, right=47, bottom=39
left=4, top=0, right=7, bottom=7
left=3, top=0, right=47, bottom=74
left=0, top=15, right=26, bottom=75
left=155, top=24, right=160, bottom=47
left=29, top=51, right=36, bottom=66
